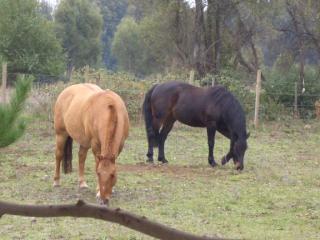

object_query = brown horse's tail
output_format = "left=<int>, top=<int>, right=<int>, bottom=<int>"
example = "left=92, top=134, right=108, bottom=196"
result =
left=142, top=84, right=159, bottom=147
left=63, top=136, right=73, bottom=174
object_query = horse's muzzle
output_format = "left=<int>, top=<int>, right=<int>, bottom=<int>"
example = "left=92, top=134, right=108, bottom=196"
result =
left=97, top=197, right=109, bottom=206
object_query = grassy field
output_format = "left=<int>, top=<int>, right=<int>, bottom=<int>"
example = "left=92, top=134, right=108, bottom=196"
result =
left=0, top=117, right=319, bottom=240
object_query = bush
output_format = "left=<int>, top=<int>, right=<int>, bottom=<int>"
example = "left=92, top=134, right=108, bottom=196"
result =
left=264, top=65, right=320, bottom=119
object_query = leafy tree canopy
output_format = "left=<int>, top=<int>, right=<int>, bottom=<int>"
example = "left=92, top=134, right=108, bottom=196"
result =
left=55, top=0, right=103, bottom=72
left=94, top=0, right=128, bottom=70
left=111, top=17, right=145, bottom=75
left=0, top=0, right=65, bottom=75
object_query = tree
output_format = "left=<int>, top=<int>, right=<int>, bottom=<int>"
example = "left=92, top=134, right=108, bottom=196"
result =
left=111, top=17, right=145, bottom=75
left=0, top=0, right=64, bottom=76
left=39, top=0, right=54, bottom=21
left=55, top=0, right=103, bottom=80
left=193, top=0, right=207, bottom=78
left=112, top=1, right=193, bottom=76
left=94, top=0, right=128, bottom=70
left=0, top=76, right=32, bottom=147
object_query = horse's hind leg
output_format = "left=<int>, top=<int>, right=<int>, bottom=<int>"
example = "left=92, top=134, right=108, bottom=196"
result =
left=146, top=143, right=154, bottom=162
left=207, top=127, right=217, bottom=167
left=146, top=120, right=160, bottom=163
left=146, top=132, right=156, bottom=162
left=53, top=133, right=68, bottom=187
left=158, top=119, right=175, bottom=163
left=78, top=146, right=89, bottom=188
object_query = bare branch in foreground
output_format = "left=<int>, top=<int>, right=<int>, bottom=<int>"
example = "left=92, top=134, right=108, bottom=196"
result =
left=0, top=200, right=226, bottom=240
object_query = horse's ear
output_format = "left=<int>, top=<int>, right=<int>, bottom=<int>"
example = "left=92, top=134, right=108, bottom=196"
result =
left=246, top=132, right=250, bottom=139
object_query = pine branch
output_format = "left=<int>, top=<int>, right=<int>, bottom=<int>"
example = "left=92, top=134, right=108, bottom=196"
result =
left=0, top=76, right=32, bottom=147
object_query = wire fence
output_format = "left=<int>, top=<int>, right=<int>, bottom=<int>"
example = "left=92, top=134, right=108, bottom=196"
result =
left=2, top=69, right=320, bottom=121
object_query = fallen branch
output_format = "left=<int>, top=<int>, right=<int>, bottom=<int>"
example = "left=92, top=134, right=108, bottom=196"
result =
left=0, top=200, right=225, bottom=240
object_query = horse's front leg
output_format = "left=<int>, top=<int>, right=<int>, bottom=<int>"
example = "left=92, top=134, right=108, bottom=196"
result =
left=207, top=127, right=217, bottom=167
left=92, top=146, right=101, bottom=200
left=78, top=146, right=89, bottom=188
left=221, top=139, right=234, bottom=165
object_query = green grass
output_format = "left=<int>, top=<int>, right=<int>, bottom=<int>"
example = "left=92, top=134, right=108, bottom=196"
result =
left=0, top=118, right=320, bottom=239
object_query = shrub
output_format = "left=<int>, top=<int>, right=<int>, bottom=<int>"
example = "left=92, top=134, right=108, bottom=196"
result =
left=264, top=65, right=320, bottom=119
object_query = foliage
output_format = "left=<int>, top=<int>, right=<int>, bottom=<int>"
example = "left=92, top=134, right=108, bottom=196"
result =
left=111, top=17, right=146, bottom=75
left=0, top=0, right=65, bottom=75
left=0, top=76, right=32, bottom=147
left=112, top=1, right=193, bottom=77
left=94, top=0, right=128, bottom=70
left=38, top=0, right=54, bottom=20
left=55, top=0, right=103, bottom=71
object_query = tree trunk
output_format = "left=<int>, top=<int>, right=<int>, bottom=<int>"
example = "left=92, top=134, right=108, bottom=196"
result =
left=206, top=0, right=215, bottom=74
left=194, top=0, right=207, bottom=78
left=1, top=62, right=7, bottom=103
left=286, top=1, right=305, bottom=116
left=213, top=0, right=221, bottom=74
left=66, top=61, right=73, bottom=82
left=171, top=0, right=188, bottom=67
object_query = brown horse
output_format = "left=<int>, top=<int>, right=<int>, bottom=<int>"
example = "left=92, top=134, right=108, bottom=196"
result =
left=53, top=84, right=129, bottom=205
left=143, top=81, right=249, bottom=170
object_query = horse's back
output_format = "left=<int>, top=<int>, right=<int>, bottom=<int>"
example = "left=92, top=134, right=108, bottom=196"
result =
left=54, top=84, right=104, bottom=142
left=54, top=84, right=129, bottom=150
left=151, top=81, right=207, bottom=126
left=150, top=81, right=195, bottom=116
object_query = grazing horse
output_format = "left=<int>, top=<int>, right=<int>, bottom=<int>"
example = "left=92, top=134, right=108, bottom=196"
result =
left=143, top=81, right=249, bottom=170
left=53, top=84, right=129, bottom=205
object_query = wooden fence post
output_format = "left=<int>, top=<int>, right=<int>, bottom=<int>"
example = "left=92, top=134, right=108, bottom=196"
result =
left=84, top=65, right=89, bottom=83
left=211, top=76, right=215, bottom=87
left=1, top=62, right=7, bottom=103
left=96, top=71, right=101, bottom=86
left=294, top=82, right=299, bottom=118
left=254, top=69, right=262, bottom=129
left=189, top=70, right=195, bottom=85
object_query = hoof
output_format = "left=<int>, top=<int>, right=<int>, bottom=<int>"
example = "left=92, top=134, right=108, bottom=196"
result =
left=235, top=162, right=244, bottom=171
left=146, top=158, right=154, bottom=164
left=221, top=156, right=228, bottom=165
left=53, top=180, right=60, bottom=187
left=79, top=181, right=88, bottom=189
left=209, top=162, right=218, bottom=168
left=158, top=158, right=168, bottom=164
left=96, top=191, right=100, bottom=198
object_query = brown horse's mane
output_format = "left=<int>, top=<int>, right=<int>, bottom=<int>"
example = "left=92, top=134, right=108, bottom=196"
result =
left=91, top=91, right=126, bottom=161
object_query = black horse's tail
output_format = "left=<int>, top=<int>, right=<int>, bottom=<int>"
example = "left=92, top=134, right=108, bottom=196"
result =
left=143, top=84, right=159, bottom=147
left=63, top=136, right=73, bottom=174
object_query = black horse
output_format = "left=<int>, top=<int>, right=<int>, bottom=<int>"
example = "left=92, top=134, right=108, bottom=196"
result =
left=142, top=81, right=249, bottom=170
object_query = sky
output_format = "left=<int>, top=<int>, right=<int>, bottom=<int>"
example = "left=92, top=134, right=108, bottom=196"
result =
left=43, top=0, right=59, bottom=8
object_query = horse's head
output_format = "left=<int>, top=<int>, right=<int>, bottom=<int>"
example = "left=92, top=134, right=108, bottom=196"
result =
left=96, top=157, right=117, bottom=205
left=233, top=132, right=250, bottom=170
